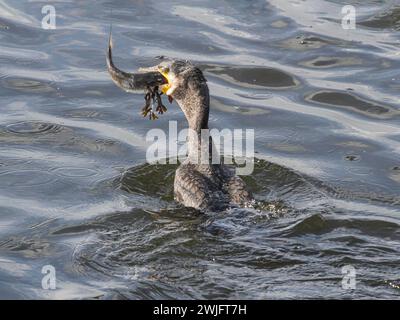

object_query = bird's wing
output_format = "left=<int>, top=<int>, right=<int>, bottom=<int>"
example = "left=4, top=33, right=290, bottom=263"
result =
left=225, top=175, right=253, bottom=205
left=174, top=164, right=227, bottom=210
left=220, top=166, right=254, bottom=206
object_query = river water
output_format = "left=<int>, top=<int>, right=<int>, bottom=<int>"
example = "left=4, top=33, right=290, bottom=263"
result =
left=0, top=0, right=399, bottom=299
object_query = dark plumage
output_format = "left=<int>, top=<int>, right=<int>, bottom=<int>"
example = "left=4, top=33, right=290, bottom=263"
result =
left=157, top=60, right=254, bottom=210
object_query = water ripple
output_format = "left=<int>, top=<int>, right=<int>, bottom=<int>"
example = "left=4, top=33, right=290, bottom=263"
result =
left=0, top=170, right=56, bottom=188
left=6, top=121, right=63, bottom=135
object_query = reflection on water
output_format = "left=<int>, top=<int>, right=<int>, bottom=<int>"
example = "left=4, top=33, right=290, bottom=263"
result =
left=307, top=91, right=399, bottom=118
left=205, top=65, right=298, bottom=88
left=359, top=6, right=400, bottom=30
left=0, top=0, right=399, bottom=299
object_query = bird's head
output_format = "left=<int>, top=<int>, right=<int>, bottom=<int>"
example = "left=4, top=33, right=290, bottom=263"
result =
left=156, top=60, right=209, bottom=130
left=106, top=35, right=210, bottom=129
left=157, top=60, right=208, bottom=102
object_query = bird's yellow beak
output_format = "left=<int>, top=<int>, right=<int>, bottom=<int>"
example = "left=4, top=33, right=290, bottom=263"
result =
left=158, top=66, right=171, bottom=94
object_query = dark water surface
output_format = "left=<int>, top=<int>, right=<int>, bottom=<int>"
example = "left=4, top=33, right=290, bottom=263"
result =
left=0, top=0, right=399, bottom=299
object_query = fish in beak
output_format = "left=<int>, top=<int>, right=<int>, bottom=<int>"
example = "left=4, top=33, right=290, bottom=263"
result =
left=106, top=27, right=169, bottom=120
left=106, top=28, right=167, bottom=92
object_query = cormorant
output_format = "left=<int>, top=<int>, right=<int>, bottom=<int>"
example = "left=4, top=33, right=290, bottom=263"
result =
left=107, top=35, right=254, bottom=211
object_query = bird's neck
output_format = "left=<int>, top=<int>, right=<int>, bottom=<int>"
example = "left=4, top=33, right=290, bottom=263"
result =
left=176, top=87, right=213, bottom=163
left=178, top=92, right=209, bottom=133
